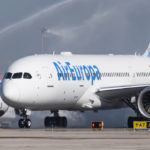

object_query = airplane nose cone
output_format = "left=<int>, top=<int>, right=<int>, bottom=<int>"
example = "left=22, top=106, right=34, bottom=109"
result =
left=2, top=84, right=19, bottom=106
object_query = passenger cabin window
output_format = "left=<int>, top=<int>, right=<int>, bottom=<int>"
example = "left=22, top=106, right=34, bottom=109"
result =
left=5, top=72, right=12, bottom=79
left=23, top=73, right=32, bottom=79
left=12, top=72, right=22, bottom=79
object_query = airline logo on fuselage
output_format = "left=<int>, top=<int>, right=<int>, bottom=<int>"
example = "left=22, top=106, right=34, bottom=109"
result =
left=53, top=61, right=101, bottom=85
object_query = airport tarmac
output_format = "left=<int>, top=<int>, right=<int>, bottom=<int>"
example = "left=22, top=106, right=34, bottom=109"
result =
left=0, top=128, right=150, bottom=150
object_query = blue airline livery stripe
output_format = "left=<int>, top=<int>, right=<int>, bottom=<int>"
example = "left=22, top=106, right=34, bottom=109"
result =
left=53, top=61, right=101, bottom=85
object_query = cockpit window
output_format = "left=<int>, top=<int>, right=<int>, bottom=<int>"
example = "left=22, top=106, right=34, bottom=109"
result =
left=12, top=72, right=22, bottom=79
left=23, top=73, right=32, bottom=79
left=4, top=72, right=32, bottom=80
left=5, top=72, right=12, bottom=79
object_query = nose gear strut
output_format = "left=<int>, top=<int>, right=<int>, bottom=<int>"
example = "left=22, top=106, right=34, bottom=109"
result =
left=17, top=109, right=31, bottom=128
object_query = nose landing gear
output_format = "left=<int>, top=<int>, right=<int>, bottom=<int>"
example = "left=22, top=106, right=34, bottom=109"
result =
left=18, top=109, right=31, bottom=128
left=44, top=111, right=67, bottom=128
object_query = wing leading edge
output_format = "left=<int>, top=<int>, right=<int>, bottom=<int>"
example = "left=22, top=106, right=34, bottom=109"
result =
left=95, top=84, right=150, bottom=100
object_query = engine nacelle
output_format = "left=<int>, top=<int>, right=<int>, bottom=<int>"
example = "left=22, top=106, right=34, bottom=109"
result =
left=0, top=96, right=9, bottom=117
left=138, top=87, right=150, bottom=118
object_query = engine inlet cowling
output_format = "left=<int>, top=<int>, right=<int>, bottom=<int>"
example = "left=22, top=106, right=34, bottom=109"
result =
left=137, top=87, right=150, bottom=118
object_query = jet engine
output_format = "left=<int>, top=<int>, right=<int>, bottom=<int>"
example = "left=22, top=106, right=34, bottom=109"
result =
left=137, top=87, right=150, bottom=118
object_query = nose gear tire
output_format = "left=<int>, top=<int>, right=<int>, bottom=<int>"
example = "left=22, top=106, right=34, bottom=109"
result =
left=18, top=119, right=31, bottom=128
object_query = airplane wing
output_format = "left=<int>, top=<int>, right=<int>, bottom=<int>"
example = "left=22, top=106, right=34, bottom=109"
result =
left=95, top=84, right=150, bottom=100
left=78, top=84, right=150, bottom=110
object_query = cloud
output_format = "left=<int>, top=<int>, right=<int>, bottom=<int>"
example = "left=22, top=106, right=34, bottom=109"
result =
left=1, top=0, right=150, bottom=61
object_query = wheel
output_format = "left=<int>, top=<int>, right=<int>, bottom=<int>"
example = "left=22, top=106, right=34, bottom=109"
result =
left=51, top=117, right=57, bottom=127
left=53, top=117, right=67, bottom=128
left=44, top=117, right=67, bottom=128
left=128, top=117, right=150, bottom=128
left=45, top=117, right=50, bottom=127
left=44, top=117, right=51, bottom=127
left=55, top=117, right=67, bottom=127
left=25, top=119, right=31, bottom=128
left=62, top=117, right=67, bottom=128
left=55, top=117, right=63, bottom=127
left=128, top=117, right=140, bottom=128
left=18, top=119, right=25, bottom=128
left=45, top=117, right=59, bottom=128
left=128, top=117, right=135, bottom=128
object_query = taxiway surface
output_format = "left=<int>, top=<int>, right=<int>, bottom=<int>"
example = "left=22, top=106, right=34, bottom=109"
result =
left=0, top=128, right=150, bottom=150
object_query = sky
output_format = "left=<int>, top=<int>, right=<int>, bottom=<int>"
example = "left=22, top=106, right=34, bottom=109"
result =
left=0, top=0, right=150, bottom=72
left=0, top=0, right=150, bottom=127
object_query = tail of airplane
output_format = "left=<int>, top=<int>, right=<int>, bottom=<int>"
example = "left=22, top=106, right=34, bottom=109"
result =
left=143, top=43, right=150, bottom=57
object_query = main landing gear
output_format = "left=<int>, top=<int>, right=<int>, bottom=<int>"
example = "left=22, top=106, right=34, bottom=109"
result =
left=123, top=98, right=149, bottom=128
left=17, top=109, right=31, bottom=128
left=44, top=111, right=67, bottom=128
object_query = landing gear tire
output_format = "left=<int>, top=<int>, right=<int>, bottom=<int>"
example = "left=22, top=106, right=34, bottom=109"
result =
left=62, top=117, right=67, bottom=127
left=18, top=119, right=25, bottom=128
left=45, top=117, right=51, bottom=127
left=128, top=117, right=149, bottom=128
left=122, top=98, right=150, bottom=128
left=18, top=119, right=31, bottom=128
left=25, top=119, right=31, bottom=128
left=44, top=117, right=67, bottom=128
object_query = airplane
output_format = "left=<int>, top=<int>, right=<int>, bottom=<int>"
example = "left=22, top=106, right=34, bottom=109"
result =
left=1, top=44, right=150, bottom=128
left=0, top=95, right=9, bottom=117
left=0, top=75, right=9, bottom=117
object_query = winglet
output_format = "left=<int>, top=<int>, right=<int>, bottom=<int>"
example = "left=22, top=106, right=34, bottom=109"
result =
left=143, top=43, right=150, bottom=57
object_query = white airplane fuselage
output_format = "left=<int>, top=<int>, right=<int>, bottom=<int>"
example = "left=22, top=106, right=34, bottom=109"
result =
left=1, top=54, right=150, bottom=112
